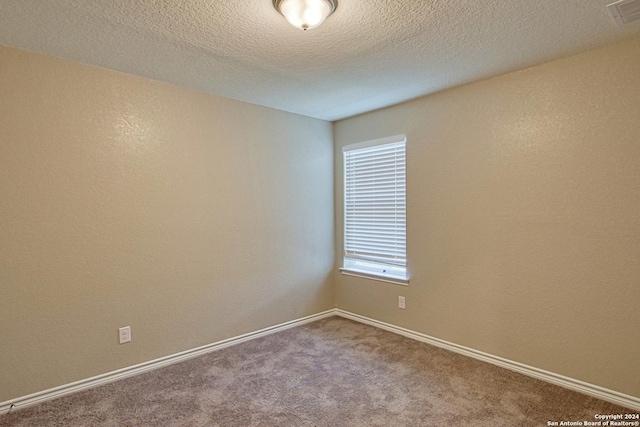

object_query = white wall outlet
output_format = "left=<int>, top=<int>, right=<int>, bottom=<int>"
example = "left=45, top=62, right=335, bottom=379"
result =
left=119, top=326, right=131, bottom=344
left=398, top=296, right=406, bottom=309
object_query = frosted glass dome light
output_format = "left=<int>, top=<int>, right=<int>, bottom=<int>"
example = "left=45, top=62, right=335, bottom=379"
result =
left=273, top=0, right=338, bottom=30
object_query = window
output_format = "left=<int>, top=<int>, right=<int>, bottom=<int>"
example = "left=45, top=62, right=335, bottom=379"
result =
left=341, top=135, right=408, bottom=285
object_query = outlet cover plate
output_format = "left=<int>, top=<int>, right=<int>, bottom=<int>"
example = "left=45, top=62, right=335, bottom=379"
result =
left=119, top=326, right=131, bottom=344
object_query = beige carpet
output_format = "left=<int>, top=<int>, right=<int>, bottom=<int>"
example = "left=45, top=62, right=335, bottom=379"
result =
left=0, top=316, right=630, bottom=426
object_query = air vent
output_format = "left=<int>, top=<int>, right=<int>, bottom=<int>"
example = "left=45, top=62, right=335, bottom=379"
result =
left=607, top=0, right=640, bottom=26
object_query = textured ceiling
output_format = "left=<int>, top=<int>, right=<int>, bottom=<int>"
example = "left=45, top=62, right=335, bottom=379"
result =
left=0, top=0, right=639, bottom=121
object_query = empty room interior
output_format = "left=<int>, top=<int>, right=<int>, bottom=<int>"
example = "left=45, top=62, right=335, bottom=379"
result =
left=1, top=0, right=639, bottom=425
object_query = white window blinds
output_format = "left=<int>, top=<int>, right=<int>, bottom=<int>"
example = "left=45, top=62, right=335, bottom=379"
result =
left=343, top=136, right=407, bottom=281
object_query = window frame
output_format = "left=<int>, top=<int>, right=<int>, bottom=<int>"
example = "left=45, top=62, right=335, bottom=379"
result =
left=340, top=135, right=409, bottom=286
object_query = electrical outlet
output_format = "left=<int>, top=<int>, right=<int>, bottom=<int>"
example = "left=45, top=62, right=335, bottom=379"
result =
left=398, top=296, right=406, bottom=309
left=119, top=326, right=131, bottom=344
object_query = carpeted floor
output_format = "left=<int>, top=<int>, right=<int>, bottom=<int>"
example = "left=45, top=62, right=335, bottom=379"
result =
left=0, top=316, right=630, bottom=426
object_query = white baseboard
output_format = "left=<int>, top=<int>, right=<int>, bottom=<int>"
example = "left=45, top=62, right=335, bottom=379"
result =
left=4, top=308, right=638, bottom=415
left=336, top=309, right=640, bottom=411
left=0, top=309, right=336, bottom=415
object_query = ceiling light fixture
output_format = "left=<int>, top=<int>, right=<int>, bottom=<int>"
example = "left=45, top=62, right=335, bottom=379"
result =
left=273, top=0, right=338, bottom=31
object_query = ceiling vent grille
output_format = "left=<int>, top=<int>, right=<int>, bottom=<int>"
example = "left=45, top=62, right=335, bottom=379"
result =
left=607, top=0, right=640, bottom=26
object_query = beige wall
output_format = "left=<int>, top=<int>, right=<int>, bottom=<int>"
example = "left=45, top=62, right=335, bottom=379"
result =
left=334, top=37, right=640, bottom=398
left=2, top=35, right=639, bottom=405
left=0, top=45, right=334, bottom=402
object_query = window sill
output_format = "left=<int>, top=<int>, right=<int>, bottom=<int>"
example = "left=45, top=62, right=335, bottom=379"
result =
left=339, top=268, right=409, bottom=286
